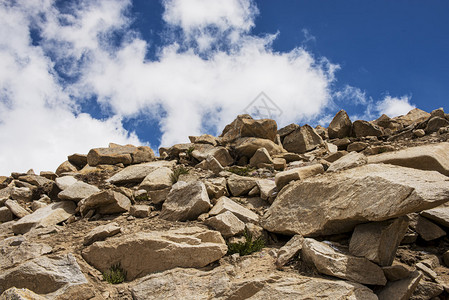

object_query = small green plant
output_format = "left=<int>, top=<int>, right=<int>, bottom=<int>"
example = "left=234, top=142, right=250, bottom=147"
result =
left=103, top=264, right=126, bottom=284
left=186, top=146, right=195, bottom=157
left=227, top=166, right=255, bottom=177
left=170, top=166, right=189, bottom=184
left=227, top=230, right=265, bottom=256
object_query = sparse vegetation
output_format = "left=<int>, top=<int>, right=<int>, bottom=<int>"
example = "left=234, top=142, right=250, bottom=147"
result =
left=186, top=146, right=195, bottom=157
left=103, top=264, right=126, bottom=284
left=170, top=166, right=189, bottom=184
left=227, top=230, right=265, bottom=256
left=227, top=166, right=255, bottom=176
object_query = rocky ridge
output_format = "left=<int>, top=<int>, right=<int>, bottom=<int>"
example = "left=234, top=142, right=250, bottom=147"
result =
left=1, top=108, right=449, bottom=299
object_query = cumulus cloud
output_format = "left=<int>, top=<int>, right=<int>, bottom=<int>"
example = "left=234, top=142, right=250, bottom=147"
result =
left=376, top=95, right=415, bottom=118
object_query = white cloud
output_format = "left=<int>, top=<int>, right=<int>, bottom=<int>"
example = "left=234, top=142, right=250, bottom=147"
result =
left=376, top=95, right=415, bottom=118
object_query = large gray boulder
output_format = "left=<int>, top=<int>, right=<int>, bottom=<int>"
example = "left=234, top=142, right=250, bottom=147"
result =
left=160, top=181, right=211, bottom=221
left=205, top=211, right=245, bottom=238
left=138, top=167, right=173, bottom=191
left=352, top=120, right=383, bottom=137
left=234, top=137, right=283, bottom=157
left=58, top=181, right=100, bottom=202
left=328, top=109, right=352, bottom=139
left=327, top=151, right=367, bottom=173
left=78, top=190, right=131, bottom=216
left=87, top=144, right=155, bottom=166
left=106, top=160, right=176, bottom=184
left=220, top=115, right=278, bottom=142
left=209, top=196, right=259, bottom=223
left=227, top=174, right=257, bottom=196
left=282, top=125, right=323, bottom=154
left=82, top=227, right=227, bottom=280
left=261, top=164, right=449, bottom=236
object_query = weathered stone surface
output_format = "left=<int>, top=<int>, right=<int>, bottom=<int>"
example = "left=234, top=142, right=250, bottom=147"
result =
left=282, top=125, right=323, bottom=154
left=220, top=115, right=277, bottom=142
left=411, top=280, right=444, bottom=300
left=256, top=179, right=276, bottom=201
left=382, top=262, right=415, bottom=281
left=82, top=227, right=227, bottom=280
left=234, top=137, right=283, bottom=158
left=227, top=174, right=257, bottom=196
left=205, top=211, right=245, bottom=238
left=421, top=205, right=449, bottom=228
left=413, top=215, right=446, bottom=241
left=276, top=234, right=304, bottom=267
left=87, top=144, right=155, bottom=166
left=349, top=217, right=409, bottom=266
left=79, top=190, right=131, bottom=216
left=58, top=181, right=100, bottom=202
left=0, top=254, right=88, bottom=297
left=302, top=238, right=387, bottom=285
left=274, top=164, right=324, bottom=190
left=278, top=123, right=300, bottom=138
left=198, top=155, right=224, bottom=174
left=10, top=187, right=33, bottom=202
left=189, top=134, right=218, bottom=146
left=107, top=160, right=176, bottom=184
left=328, top=110, right=352, bottom=139
left=393, top=108, right=431, bottom=127
left=67, top=153, right=88, bottom=169
left=5, top=200, right=29, bottom=218
left=83, top=222, right=121, bottom=246
left=55, top=161, right=77, bottom=175
left=160, top=181, right=211, bottom=221
left=209, top=196, right=259, bottom=223
left=249, top=148, right=273, bottom=168
left=352, top=120, right=383, bottom=137
left=0, top=287, right=47, bottom=300
left=367, top=142, right=449, bottom=176
left=149, top=187, right=171, bottom=205
left=347, top=141, right=368, bottom=152
left=12, top=201, right=75, bottom=234
left=426, top=116, right=449, bottom=133
left=17, top=175, right=52, bottom=188
left=39, top=171, right=57, bottom=181
left=129, top=205, right=150, bottom=218
left=138, top=167, right=173, bottom=191
left=0, top=207, right=13, bottom=222
left=261, top=164, right=449, bottom=236
left=0, top=239, right=52, bottom=270
left=55, top=176, right=78, bottom=190
left=208, top=147, right=234, bottom=167
left=327, top=151, right=368, bottom=173
left=377, top=271, right=422, bottom=300
left=204, top=178, right=228, bottom=200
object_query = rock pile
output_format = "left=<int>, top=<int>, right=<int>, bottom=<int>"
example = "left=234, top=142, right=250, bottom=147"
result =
left=1, top=108, right=449, bottom=299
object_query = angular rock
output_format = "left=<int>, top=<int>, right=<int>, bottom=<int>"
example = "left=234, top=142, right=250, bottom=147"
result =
left=382, top=262, right=415, bottom=281
left=276, top=234, right=304, bottom=267
left=198, top=156, right=224, bottom=175
left=421, top=205, right=449, bottom=228
left=79, top=190, right=131, bottom=216
left=278, top=123, right=300, bottom=138
left=0, top=239, right=52, bottom=270
left=349, top=217, right=409, bottom=266
left=261, top=164, right=449, bottom=236
left=12, top=201, right=75, bottom=234
left=82, top=227, right=227, bottom=280
left=367, top=142, right=449, bottom=176
left=426, top=116, right=449, bottom=133
left=347, top=141, right=368, bottom=152
left=83, top=222, right=121, bottom=246
left=301, top=238, right=387, bottom=285
left=282, top=125, right=323, bottom=154
left=55, top=176, right=78, bottom=190
left=412, top=281, right=444, bottom=300
left=5, top=200, right=29, bottom=218
left=160, top=181, right=211, bottom=221
left=17, top=175, right=52, bottom=188
left=205, top=211, right=245, bottom=238
left=272, top=157, right=286, bottom=170
left=67, top=153, right=88, bottom=169
left=204, top=178, right=228, bottom=200
left=0, top=287, right=47, bottom=300
left=249, top=148, right=273, bottom=168
left=10, top=187, right=33, bottom=202
left=189, top=134, right=218, bottom=146
left=274, top=164, right=324, bottom=190
left=328, top=110, right=352, bottom=139
left=129, top=205, right=150, bottom=218
left=0, top=254, right=88, bottom=297
left=377, top=271, right=422, bottom=300
left=431, top=107, right=445, bottom=118
left=352, top=120, right=383, bottom=137
left=0, top=207, right=13, bottom=222
left=327, top=151, right=368, bottom=173
left=413, top=215, right=446, bottom=241
left=227, top=174, right=257, bottom=196
left=256, top=179, right=276, bottom=201
left=220, top=115, right=277, bottom=142
left=106, top=160, right=176, bottom=184
left=234, top=137, right=283, bottom=158
left=323, top=150, right=347, bottom=163
left=139, top=167, right=173, bottom=191
left=393, top=108, right=431, bottom=127
left=149, top=187, right=171, bottom=205
left=58, top=181, right=100, bottom=202
left=55, top=161, right=77, bottom=175
left=39, top=171, right=57, bottom=181
left=413, top=129, right=426, bottom=137
left=87, top=144, right=155, bottom=166
left=209, top=196, right=259, bottom=223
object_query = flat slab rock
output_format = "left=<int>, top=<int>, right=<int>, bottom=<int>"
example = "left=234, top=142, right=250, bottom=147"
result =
left=82, top=227, right=227, bottom=280
left=261, top=164, right=449, bottom=236
left=106, top=160, right=176, bottom=184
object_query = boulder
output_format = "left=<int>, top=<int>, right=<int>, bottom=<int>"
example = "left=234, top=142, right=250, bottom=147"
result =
left=4, top=200, right=29, bottom=218
left=10, top=187, right=33, bottom=202
left=421, top=205, right=449, bottom=228
left=234, top=137, right=283, bottom=158
left=352, top=120, right=383, bottom=137
left=55, top=161, right=77, bottom=175
left=367, top=142, right=449, bottom=176
left=83, top=222, right=121, bottom=246
left=197, top=156, right=224, bottom=175
left=261, top=164, right=449, bottom=236
left=327, top=151, right=368, bottom=172
left=17, top=175, right=52, bottom=188
left=58, top=181, right=100, bottom=202
left=189, top=134, right=218, bottom=146
left=209, top=196, right=259, bottom=224
left=425, top=116, right=449, bottom=133
left=349, top=217, right=409, bottom=266
left=227, top=174, right=257, bottom=196
left=256, top=179, right=276, bottom=201
left=377, top=271, right=422, bottom=300
left=204, top=178, right=228, bottom=200
left=87, top=144, right=155, bottom=166
left=413, top=129, right=426, bottom=137
left=274, top=164, right=324, bottom=190
left=55, top=176, right=78, bottom=190
left=347, top=141, right=368, bottom=152
left=139, top=167, right=173, bottom=191
left=82, top=227, right=227, bottom=280
left=328, top=110, right=352, bottom=139
left=282, top=125, right=323, bottom=154
left=412, top=281, right=444, bottom=300
left=12, top=201, right=75, bottom=234
left=129, top=205, right=150, bottom=218
left=276, top=234, right=304, bottom=268
left=149, top=188, right=171, bottom=205
left=301, top=238, right=387, bottom=285
left=67, top=153, right=88, bottom=169
left=106, top=160, right=176, bottom=184
left=431, top=107, right=445, bottom=118
left=79, top=190, right=131, bottom=216
left=278, top=123, right=300, bottom=139
left=382, top=262, right=415, bottom=281
left=392, top=108, right=430, bottom=127
left=160, top=181, right=211, bottom=221
left=220, top=115, right=277, bottom=142
left=249, top=148, right=273, bottom=168
left=0, top=254, right=88, bottom=297
left=0, top=207, right=13, bottom=222
left=0, top=287, right=46, bottom=300
left=412, top=215, right=446, bottom=241
left=205, top=211, right=245, bottom=238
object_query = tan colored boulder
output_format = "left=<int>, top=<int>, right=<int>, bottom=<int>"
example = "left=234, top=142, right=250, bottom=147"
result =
left=197, top=155, right=224, bottom=175
left=55, top=176, right=78, bottom=190
left=426, top=116, right=449, bottom=133
left=139, top=167, right=173, bottom=191
left=282, top=125, right=323, bottom=154
left=352, top=120, right=383, bottom=137
left=392, top=108, right=430, bottom=127
left=349, top=217, right=409, bottom=266
left=0, top=207, right=13, bottom=222
left=189, top=134, right=218, bottom=146
left=0, top=287, right=47, bottom=300
left=160, top=181, right=211, bottom=221
left=205, top=211, right=245, bottom=238
left=10, top=187, right=33, bottom=202
left=17, top=174, right=52, bottom=188
left=256, top=179, right=276, bottom=201
left=227, top=174, right=257, bottom=196
left=367, top=142, right=449, bottom=176
left=421, top=205, right=449, bottom=228
left=149, top=188, right=171, bottom=205
left=382, top=262, right=415, bottom=281
left=302, top=238, right=387, bottom=285
left=278, top=123, right=300, bottom=138
left=347, top=141, right=368, bottom=152
left=58, top=181, right=100, bottom=202
left=79, top=190, right=131, bottom=216
left=67, top=153, right=88, bottom=169
left=377, top=271, right=422, bottom=300
left=276, top=234, right=304, bottom=267
left=234, top=137, right=283, bottom=158
left=328, top=109, right=352, bottom=139
left=209, top=196, right=259, bottom=223
left=412, top=215, right=446, bottom=241
left=55, top=160, right=77, bottom=175
left=12, top=201, right=75, bottom=234
left=87, top=144, right=155, bottom=166
left=129, top=205, right=150, bottom=218
left=261, top=164, right=449, bottom=236
left=4, top=200, right=29, bottom=218
left=274, top=164, right=324, bottom=190
left=249, top=148, right=273, bottom=168
left=83, top=222, right=121, bottom=246
left=106, top=160, right=176, bottom=184
left=327, top=151, right=368, bottom=172
left=220, top=115, right=277, bottom=142
left=82, top=227, right=227, bottom=280
left=204, top=177, right=228, bottom=200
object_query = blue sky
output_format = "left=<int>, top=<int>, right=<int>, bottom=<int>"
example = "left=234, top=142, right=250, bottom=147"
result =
left=0, top=0, right=448, bottom=174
